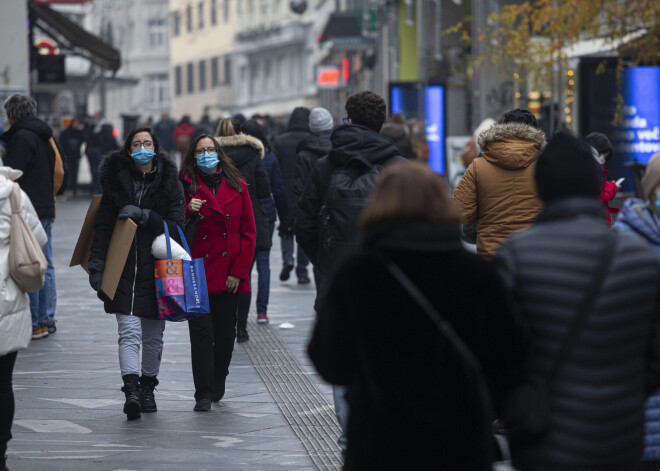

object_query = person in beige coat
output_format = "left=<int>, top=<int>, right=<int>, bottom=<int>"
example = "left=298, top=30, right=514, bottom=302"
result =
left=0, top=163, right=47, bottom=470
left=452, top=109, right=545, bottom=257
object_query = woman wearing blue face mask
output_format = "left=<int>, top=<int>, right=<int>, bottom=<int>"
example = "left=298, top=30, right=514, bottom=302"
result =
left=613, top=151, right=660, bottom=471
left=178, top=134, right=256, bottom=412
left=88, top=127, right=186, bottom=420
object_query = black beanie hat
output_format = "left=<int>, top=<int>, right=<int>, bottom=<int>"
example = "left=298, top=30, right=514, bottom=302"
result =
left=535, top=131, right=602, bottom=203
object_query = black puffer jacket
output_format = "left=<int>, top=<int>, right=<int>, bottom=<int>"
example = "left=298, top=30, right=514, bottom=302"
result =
left=272, top=107, right=310, bottom=226
left=217, top=134, right=272, bottom=252
left=295, top=124, right=404, bottom=273
left=0, top=117, right=56, bottom=219
left=290, top=130, right=332, bottom=222
left=89, top=151, right=186, bottom=319
left=495, top=196, right=660, bottom=471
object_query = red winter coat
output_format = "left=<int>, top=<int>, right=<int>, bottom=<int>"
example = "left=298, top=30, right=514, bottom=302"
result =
left=183, top=174, right=256, bottom=294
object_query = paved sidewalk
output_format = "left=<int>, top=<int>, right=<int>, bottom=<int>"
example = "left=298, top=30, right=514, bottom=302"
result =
left=8, top=197, right=341, bottom=471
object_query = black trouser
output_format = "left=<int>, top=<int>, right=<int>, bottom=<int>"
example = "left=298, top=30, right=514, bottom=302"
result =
left=236, top=258, right=256, bottom=332
left=0, top=351, right=18, bottom=452
left=188, top=293, right=238, bottom=401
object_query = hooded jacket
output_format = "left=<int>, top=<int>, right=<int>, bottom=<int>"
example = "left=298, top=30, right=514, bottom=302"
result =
left=272, top=107, right=310, bottom=224
left=496, top=196, right=660, bottom=471
left=0, top=117, right=56, bottom=219
left=452, top=122, right=546, bottom=257
left=612, top=198, right=660, bottom=461
left=294, top=124, right=403, bottom=272
left=0, top=167, right=47, bottom=356
left=89, top=151, right=186, bottom=318
left=290, top=130, right=332, bottom=220
left=217, top=133, right=272, bottom=252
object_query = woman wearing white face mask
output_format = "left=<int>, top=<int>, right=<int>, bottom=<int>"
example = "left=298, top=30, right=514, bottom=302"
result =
left=88, top=127, right=186, bottom=420
left=613, top=151, right=660, bottom=470
left=178, top=134, right=256, bottom=412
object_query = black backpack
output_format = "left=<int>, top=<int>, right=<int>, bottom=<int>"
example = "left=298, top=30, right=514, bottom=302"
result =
left=318, top=160, right=383, bottom=270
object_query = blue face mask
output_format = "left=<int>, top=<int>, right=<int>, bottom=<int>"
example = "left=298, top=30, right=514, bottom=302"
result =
left=131, top=147, right=155, bottom=165
left=196, top=151, right=219, bottom=173
left=655, top=191, right=660, bottom=212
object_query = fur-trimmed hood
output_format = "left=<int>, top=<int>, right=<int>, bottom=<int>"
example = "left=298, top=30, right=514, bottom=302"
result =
left=477, top=123, right=546, bottom=170
left=98, top=150, right=180, bottom=210
left=216, top=134, right=265, bottom=160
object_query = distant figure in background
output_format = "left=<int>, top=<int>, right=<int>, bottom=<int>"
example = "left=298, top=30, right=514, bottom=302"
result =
left=381, top=113, right=415, bottom=159
left=59, top=116, right=87, bottom=197
left=216, top=118, right=272, bottom=343
left=242, top=120, right=289, bottom=326
left=174, top=115, right=195, bottom=157
left=612, top=151, right=660, bottom=471
left=272, top=107, right=312, bottom=284
left=452, top=109, right=545, bottom=257
left=585, top=131, right=619, bottom=225
left=407, top=119, right=430, bottom=161
left=192, top=114, right=215, bottom=140
left=154, top=110, right=176, bottom=154
left=86, top=111, right=118, bottom=194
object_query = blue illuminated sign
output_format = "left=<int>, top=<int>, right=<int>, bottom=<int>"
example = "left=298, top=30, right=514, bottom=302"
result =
left=390, top=83, right=446, bottom=174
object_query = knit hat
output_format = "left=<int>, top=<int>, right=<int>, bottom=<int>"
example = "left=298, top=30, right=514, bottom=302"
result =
left=309, top=107, right=333, bottom=133
left=642, top=152, right=660, bottom=201
left=535, top=131, right=602, bottom=203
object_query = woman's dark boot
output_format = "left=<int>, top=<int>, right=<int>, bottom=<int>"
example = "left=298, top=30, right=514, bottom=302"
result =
left=121, top=374, right=141, bottom=420
left=139, top=375, right=158, bottom=413
left=0, top=444, right=8, bottom=471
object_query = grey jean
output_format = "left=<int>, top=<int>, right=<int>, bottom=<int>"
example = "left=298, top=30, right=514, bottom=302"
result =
left=115, top=314, right=166, bottom=378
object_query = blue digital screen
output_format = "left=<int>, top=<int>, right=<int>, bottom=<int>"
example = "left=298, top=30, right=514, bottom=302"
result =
left=390, top=84, right=445, bottom=174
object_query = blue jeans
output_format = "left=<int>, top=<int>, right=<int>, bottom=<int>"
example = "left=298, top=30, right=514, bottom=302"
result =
left=280, top=233, right=309, bottom=279
left=29, top=218, right=55, bottom=328
left=333, top=385, right=349, bottom=453
left=255, top=222, right=274, bottom=314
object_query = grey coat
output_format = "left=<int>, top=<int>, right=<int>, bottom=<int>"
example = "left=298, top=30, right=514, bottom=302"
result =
left=495, top=196, right=660, bottom=471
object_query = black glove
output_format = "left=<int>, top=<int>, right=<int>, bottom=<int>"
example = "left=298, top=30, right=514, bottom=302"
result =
left=118, top=205, right=150, bottom=225
left=278, top=223, right=293, bottom=237
left=89, top=271, right=103, bottom=292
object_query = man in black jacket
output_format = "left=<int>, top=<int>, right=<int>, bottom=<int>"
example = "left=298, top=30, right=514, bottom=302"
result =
left=294, top=91, right=403, bottom=457
left=1, top=94, right=59, bottom=339
left=495, top=132, right=660, bottom=471
left=272, top=107, right=311, bottom=284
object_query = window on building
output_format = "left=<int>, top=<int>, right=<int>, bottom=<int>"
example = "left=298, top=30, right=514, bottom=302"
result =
left=148, top=74, right=170, bottom=107
left=148, top=19, right=167, bottom=49
left=172, top=11, right=181, bottom=36
left=186, top=5, right=192, bottom=32
left=175, top=66, right=182, bottom=96
left=187, top=62, right=194, bottom=94
left=264, top=59, right=271, bottom=91
left=224, top=56, right=231, bottom=84
left=261, top=0, right=268, bottom=19
left=223, top=0, right=229, bottom=21
left=198, top=2, right=204, bottom=29
left=199, top=60, right=206, bottom=91
left=404, top=0, right=414, bottom=26
left=210, top=0, right=217, bottom=25
left=211, top=57, right=219, bottom=87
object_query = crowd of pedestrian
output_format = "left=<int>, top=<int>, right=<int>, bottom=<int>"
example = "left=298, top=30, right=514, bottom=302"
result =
left=2, top=87, right=660, bottom=471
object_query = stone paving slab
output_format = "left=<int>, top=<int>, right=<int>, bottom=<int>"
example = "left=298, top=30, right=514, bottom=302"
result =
left=7, top=197, right=340, bottom=471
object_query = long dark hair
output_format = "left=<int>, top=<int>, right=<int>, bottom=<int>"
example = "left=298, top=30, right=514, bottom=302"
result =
left=241, top=119, right=272, bottom=152
left=178, top=134, right=243, bottom=194
left=123, top=127, right=161, bottom=156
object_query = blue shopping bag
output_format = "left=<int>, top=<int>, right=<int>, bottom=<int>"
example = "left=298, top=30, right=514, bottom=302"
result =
left=154, top=222, right=210, bottom=321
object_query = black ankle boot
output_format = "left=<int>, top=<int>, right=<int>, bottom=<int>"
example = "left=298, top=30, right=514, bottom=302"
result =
left=121, top=374, right=141, bottom=420
left=0, top=444, right=7, bottom=471
left=139, top=375, right=158, bottom=413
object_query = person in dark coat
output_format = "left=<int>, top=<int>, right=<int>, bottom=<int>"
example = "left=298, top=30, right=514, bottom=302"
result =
left=86, top=111, right=118, bottom=194
left=1, top=94, right=60, bottom=338
left=241, top=119, right=288, bottom=325
left=612, top=151, right=660, bottom=470
left=495, top=132, right=660, bottom=471
left=88, top=127, right=186, bottom=420
left=308, top=161, right=526, bottom=470
left=153, top=110, right=176, bottom=154
left=272, top=107, right=311, bottom=284
left=216, top=118, right=271, bottom=342
left=179, top=134, right=256, bottom=412
left=380, top=113, right=415, bottom=159
left=59, top=116, right=87, bottom=196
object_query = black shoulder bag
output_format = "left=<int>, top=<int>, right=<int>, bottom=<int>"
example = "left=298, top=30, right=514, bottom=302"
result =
left=504, top=232, right=618, bottom=446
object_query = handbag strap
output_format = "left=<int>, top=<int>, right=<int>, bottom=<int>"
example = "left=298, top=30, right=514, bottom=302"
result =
left=546, top=231, right=618, bottom=385
left=162, top=220, right=193, bottom=259
left=9, top=184, right=21, bottom=214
